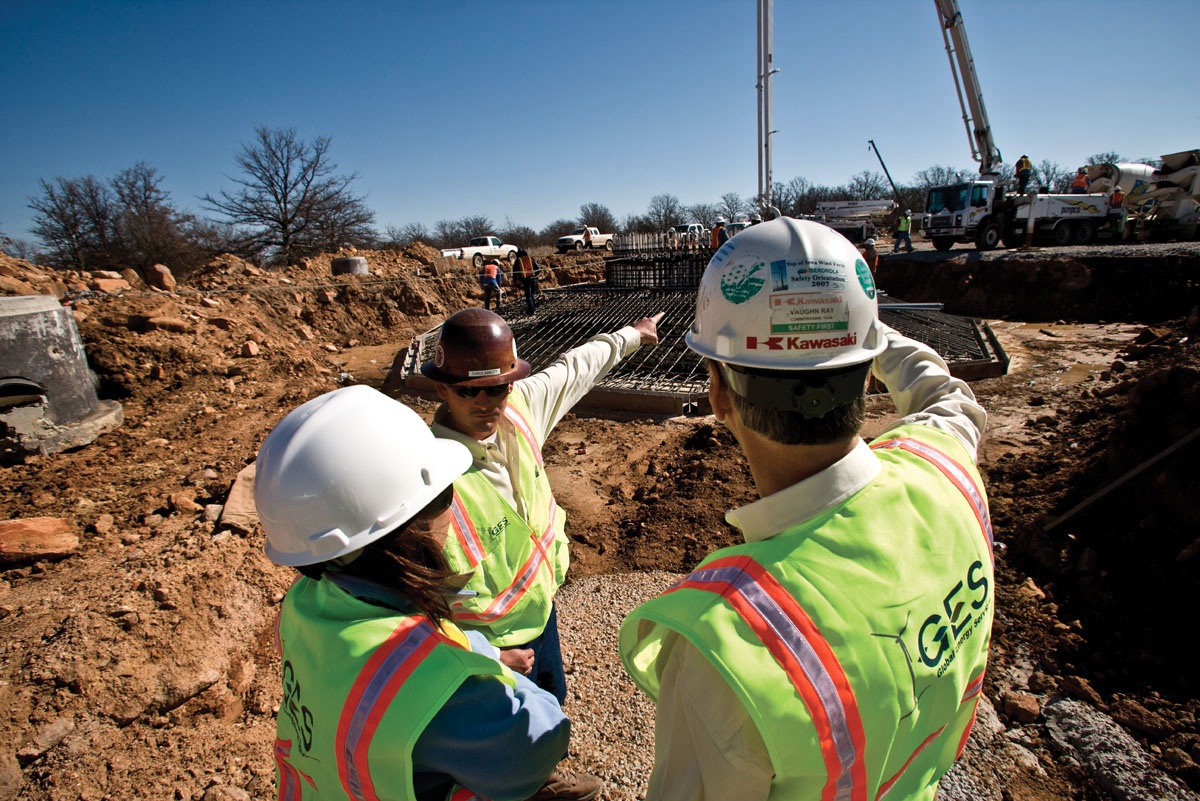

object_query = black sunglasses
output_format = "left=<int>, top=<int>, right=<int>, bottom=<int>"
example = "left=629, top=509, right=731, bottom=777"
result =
left=452, top=383, right=510, bottom=399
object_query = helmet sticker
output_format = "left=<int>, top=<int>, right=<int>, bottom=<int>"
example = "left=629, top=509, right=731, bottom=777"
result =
left=769, top=292, right=851, bottom=335
left=434, top=344, right=445, bottom=368
left=719, top=260, right=766, bottom=304
left=855, top=259, right=877, bottom=300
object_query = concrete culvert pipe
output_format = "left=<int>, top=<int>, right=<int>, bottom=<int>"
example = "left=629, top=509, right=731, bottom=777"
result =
left=331, top=256, right=369, bottom=275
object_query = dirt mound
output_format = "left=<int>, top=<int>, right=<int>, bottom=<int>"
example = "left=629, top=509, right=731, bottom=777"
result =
left=3, top=247, right=1200, bottom=799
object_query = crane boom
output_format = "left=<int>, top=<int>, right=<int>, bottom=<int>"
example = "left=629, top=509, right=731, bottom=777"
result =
left=934, top=0, right=1002, bottom=176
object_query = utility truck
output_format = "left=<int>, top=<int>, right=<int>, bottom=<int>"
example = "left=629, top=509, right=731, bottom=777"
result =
left=440, top=236, right=519, bottom=268
left=919, top=0, right=1122, bottom=251
left=555, top=227, right=614, bottom=253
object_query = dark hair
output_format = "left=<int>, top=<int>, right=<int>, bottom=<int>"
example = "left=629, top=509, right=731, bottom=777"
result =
left=712, top=361, right=867, bottom=445
left=306, top=490, right=457, bottom=623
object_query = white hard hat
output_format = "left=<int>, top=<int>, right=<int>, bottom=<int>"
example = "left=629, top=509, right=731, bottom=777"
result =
left=254, top=385, right=471, bottom=566
left=716, top=216, right=727, bottom=224
left=864, top=238, right=876, bottom=247
left=686, top=218, right=886, bottom=371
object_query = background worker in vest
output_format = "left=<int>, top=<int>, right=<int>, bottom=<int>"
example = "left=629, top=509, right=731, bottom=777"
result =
left=513, top=248, right=541, bottom=315
left=480, top=258, right=504, bottom=310
left=421, top=307, right=663, bottom=800
left=619, top=218, right=994, bottom=801
left=1015, top=154, right=1034, bottom=194
left=860, top=236, right=880, bottom=281
left=1109, top=184, right=1127, bottom=236
left=892, top=208, right=914, bottom=253
left=1070, top=168, right=1089, bottom=194
left=255, top=385, right=571, bottom=801
left=711, top=218, right=729, bottom=248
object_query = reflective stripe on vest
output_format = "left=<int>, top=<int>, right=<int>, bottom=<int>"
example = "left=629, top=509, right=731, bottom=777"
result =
left=665, top=553, right=869, bottom=801
left=870, top=437, right=993, bottom=562
left=274, top=739, right=314, bottom=801
left=336, top=617, right=444, bottom=801
left=451, top=497, right=559, bottom=625
left=446, top=403, right=548, bottom=571
left=447, top=788, right=487, bottom=801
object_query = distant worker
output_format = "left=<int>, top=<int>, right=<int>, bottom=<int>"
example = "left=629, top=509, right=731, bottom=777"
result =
left=1015, top=154, right=1034, bottom=193
left=421, top=307, right=665, bottom=800
left=513, top=248, right=541, bottom=315
left=583, top=226, right=594, bottom=248
left=619, top=218, right=994, bottom=801
left=479, top=258, right=503, bottom=310
left=749, top=212, right=763, bottom=226
left=1070, top=168, right=1089, bottom=194
left=711, top=218, right=728, bottom=249
left=1109, top=185, right=1127, bottom=236
left=893, top=208, right=914, bottom=253
left=862, top=236, right=880, bottom=279
left=255, top=385, right=571, bottom=801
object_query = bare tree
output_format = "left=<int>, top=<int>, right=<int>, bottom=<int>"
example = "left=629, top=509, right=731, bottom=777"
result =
left=458, top=215, right=496, bottom=240
left=620, top=213, right=655, bottom=234
left=718, top=192, right=746, bottom=222
left=912, top=165, right=972, bottom=189
left=539, top=218, right=578, bottom=244
left=846, top=171, right=889, bottom=200
left=645, top=194, right=683, bottom=231
left=1086, top=151, right=1124, bottom=166
left=28, top=175, right=114, bottom=271
left=383, top=222, right=431, bottom=248
left=578, top=202, right=617, bottom=233
left=1037, top=160, right=1070, bottom=194
left=110, top=162, right=199, bottom=272
left=202, top=127, right=374, bottom=266
left=497, top=218, right=537, bottom=247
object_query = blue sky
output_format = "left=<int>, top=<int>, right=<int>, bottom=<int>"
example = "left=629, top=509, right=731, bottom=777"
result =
left=2, top=0, right=1197, bottom=243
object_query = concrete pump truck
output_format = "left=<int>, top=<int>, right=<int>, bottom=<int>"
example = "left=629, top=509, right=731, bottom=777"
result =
left=920, top=0, right=1118, bottom=251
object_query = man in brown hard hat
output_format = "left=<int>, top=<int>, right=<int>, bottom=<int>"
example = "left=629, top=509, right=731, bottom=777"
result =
left=421, top=306, right=663, bottom=801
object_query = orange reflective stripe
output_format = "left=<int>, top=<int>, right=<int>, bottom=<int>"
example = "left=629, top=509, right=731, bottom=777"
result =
left=503, top=404, right=543, bottom=468
left=874, top=725, right=946, bottom=800
left=668, top=554, right=868, bottom=801
left=274, top=738, right=316, bottom=800
left=336, top=617, right=450, bottom=801
left=449, top=490, right=484, bottom=568
left=453, top=499, right=558, bottom=624
left=448, top=788, right=487, bottom=801
left=870, top=437, right=993, bottom=563
left=953, top=668, right=986, bottom=759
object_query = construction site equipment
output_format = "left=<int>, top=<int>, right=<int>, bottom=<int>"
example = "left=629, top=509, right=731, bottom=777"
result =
left=810, top=199, right=898, bottom=243
left=868, top=139, right=904, bottom=209
left=918, top=0, right=1185, bottom=251
left=0, top=295, right=124, bottom=461
left=1086, top=150, right=1200, bottom=242
left=398, top=249, right=1008, bottom=415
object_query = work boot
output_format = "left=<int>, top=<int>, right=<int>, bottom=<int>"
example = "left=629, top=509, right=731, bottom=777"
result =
left=525, top=769, right=602, bottom=801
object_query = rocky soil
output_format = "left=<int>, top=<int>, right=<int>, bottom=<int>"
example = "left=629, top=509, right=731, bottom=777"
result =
left=1, top=238, right=1199, bottom=800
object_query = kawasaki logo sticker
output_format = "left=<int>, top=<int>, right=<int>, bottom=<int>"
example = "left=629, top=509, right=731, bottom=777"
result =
left=720, top=261, right=766, bottom=304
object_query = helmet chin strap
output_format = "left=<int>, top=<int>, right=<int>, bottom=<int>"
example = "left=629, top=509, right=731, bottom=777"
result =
left=719, top=361, right=871, bottom=419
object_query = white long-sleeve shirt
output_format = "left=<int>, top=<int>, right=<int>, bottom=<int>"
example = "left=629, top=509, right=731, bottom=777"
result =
left=644, top=324, right=987, bottom=801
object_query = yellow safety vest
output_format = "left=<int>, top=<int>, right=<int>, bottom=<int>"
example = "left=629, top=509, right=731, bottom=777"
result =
left=444, top=393, right=569, bottom=646
left=274, top=576, right=512, bottom=801
left=898, top=216, right=911, bottom=233
left=620, top=424, right=994, bottom=800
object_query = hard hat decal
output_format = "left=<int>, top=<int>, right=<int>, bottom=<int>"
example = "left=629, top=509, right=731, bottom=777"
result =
left=434, top=344, right=445, bottom=368
left=855, top=259, right=877, bottom=300
left=769, top=292, right=851, bottom=335
left=768, top=257, right=850, bottom=292
left=719, top=261, right=766, bottom=304
left=745, top=333, right=859, bottom=351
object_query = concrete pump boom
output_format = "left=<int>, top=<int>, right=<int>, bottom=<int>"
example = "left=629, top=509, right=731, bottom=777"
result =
left=935, top=0, right=1002, bottom=177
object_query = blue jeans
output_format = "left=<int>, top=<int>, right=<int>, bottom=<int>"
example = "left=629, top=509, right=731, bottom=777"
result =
left=516, top=603, right=567, bottom=704
left=893, top=230, right=912, bottom=252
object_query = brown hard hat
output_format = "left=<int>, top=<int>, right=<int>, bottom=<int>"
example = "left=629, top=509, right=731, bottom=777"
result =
left=420, top=308, right=532, bottom=386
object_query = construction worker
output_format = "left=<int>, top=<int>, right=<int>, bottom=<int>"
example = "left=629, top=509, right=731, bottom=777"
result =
left=1015, top=154, right=1034, bottom=194
left=514, top=248, right=541, bottom=315
left=480, top=259, right=504, bottom=310
left=1070, top=168, right=1089, bottom=194
left=711, top=218, right=728, bottom=249
left=861, top=236, right=880, bottom=279
left=255, top=385, right=572, bottom=801
left=421, top=307, right=664, bottom=800
left=893, top=208, right=914, bottom=253
left=1109, top=185, right=1127, bottom=236
left=619, top=218, right=994, bottom=801
left=749, top=213, right=763, bottom=226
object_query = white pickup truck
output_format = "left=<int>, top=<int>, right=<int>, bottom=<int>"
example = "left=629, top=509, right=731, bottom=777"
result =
left=555, top=227, right=614, bottom=253
left=440, top=236, right=519, bottom=268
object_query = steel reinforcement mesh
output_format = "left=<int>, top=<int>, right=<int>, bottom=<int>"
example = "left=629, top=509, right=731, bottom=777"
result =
left=404, top=256, right=1007, bottom=410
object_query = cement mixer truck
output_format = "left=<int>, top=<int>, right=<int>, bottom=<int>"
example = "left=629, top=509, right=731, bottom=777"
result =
left=1086, top=150, right=1200, bottom=241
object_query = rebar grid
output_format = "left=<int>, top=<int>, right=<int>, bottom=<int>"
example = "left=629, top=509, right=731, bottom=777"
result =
left=406, top=281, right=1007, bottom=411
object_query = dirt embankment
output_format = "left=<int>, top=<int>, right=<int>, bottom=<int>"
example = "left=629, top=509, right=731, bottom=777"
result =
left=1, top=242, right=1199, bottom=800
